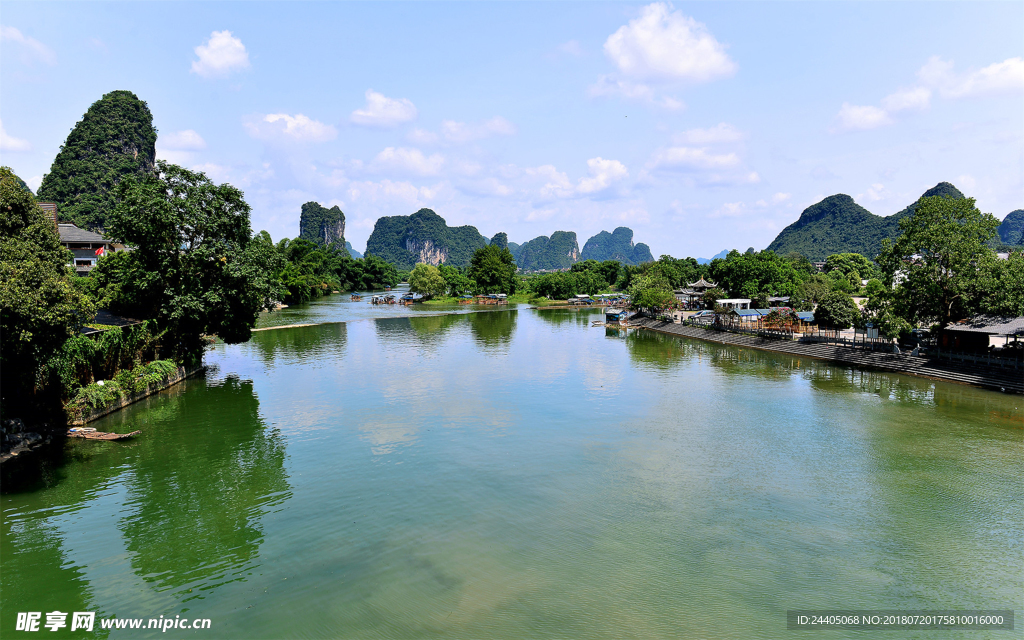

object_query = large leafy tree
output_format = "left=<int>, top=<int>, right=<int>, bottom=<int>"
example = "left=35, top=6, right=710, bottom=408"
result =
left=93, top=161, right=280, bottom=358
left=814, top=290, right=859, bottom=330
left=469, top=244, right=518, bottom=294
left=876, top=195, right=1000, bottom=327
left=708, top=249, right=802, bottom=298
left=408, top=263, right=446, bottom=299
left=36, top=90, right=157, bottom=230
left=0, top=167, right=95, bottom=410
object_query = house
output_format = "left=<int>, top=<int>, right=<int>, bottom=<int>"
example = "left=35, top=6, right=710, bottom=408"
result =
left=716, top=298, right=751, bottom=310
left=940, top=315, right=1024, bottom=353
left=58, top=223, right=114, bottom=275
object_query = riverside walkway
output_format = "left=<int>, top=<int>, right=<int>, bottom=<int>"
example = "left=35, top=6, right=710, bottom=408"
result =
left=631, top=317, right=1023, bottom=394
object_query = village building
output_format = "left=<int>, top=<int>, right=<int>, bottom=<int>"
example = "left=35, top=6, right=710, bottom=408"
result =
left=58, top=223, right=113, bottom=275
left=940, top=315, right=1024, bottom=353
left=674, top=277, right=718, bottom=308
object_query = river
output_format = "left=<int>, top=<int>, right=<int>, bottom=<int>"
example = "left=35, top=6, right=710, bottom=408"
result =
left=2, top=302, right=1021, bottom=639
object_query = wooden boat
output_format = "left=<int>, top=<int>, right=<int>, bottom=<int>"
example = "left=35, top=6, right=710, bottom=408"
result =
left=67, top=428, right=141, bottom=441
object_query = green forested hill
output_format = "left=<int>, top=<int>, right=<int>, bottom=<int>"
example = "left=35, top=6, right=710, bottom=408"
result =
left=766, top=183, right=966, bottom=260
left=489, top=232, right=509, bottom=250
left=581, top=227, right=653, bottom=265
left=346, top=242, right=363, bottom=259
left=998, top=209, right=1024, bottom=246
left=37, top=90, right=157, bottom=230
left=299, top=202, right=347, bottom=250
left=514, top=231, right=580, bottom=271
left=364, top=208, right=486, bottom=269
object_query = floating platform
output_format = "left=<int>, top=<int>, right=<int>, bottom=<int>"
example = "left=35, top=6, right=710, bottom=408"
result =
left=67, top=429, right=141, bottom=441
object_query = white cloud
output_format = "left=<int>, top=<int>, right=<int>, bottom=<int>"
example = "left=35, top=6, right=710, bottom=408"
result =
left=161, top=129, right=207, bottom=150
left=440, top=117, right=516, bottom=143
left=673, top=122, right=743, bottom=145
left=524, top=165, right=575, bottom=199
left=648, top=146, right=740, bottom=170
left=0, top=25, right=56, bottom=66
left=26, top=175, right=42, bottom=192
left=881, top=86, right=931, bottom=112
left=772, top=192, right=791, bottom=204
left=956, top=174, right=976, bottom=191
left=350, top=90, right=418, bottom=128
left=711, top=201, right=746, bottom=218
left=558, top=40, right=584, bottom=57
left=834, top=103, right=892, bottom=131
left=244, top=113, right=337, bottom=143
left=858, top=183, right=890, bottom=202
left=408, top=128, right=439, bottom=145
left=919, top=56, right=1024, bottom=98
left=0, top=119, right=30, bottom=151
left=589, top=76, right=685, bottom=109
left=603, top=3, right=736, bottom=82
left=191, top=30, right=250, bottom=79
left=346, top=179, right=444, bottom=207
left=577, top=157, right=629, bottom=194
left=370, top=147, right=444, bottom=177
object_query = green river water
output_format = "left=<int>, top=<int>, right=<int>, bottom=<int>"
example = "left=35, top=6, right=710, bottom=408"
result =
left=2, top=302, right=1021, bottom=639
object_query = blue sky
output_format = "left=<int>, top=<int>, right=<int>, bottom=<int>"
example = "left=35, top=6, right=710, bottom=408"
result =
left=2, top=1, right=1022, bottom=258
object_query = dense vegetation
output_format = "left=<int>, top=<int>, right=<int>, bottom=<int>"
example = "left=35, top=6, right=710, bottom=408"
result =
left=36, top=90, right=157, bottom=231
left=513, top=231, right=580, bottom=271
left=271, top=237, right=399, bottom=303
left=364, top=208, right=487, bottom=270
left=298, top=201, right=347, bottom=250
left=0, top=167, right=95, bottom=415
left=91, top=161, right=282, bottom=358
left=766, top=183, right=966, bottom=260
left=489, top=232, right=509, bottom=250
left=581, top=227, right=654, bottom=265
left=998, top=209, right=1024, bottom=246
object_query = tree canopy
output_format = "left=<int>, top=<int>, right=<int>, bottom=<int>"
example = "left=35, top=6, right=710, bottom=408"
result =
left=468, top=244, right=518, bottom=294
left=36, top=90, right=157, bottom=230
left=92, top=161, right=280, bottom=357
left=408, top=263, right=446, bottom=299
left=1, top=167, right=95, bottom=408
left=876, top=195, right=1000, bottom=327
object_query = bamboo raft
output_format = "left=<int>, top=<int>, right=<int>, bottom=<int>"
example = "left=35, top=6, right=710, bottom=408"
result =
left=67, top=429, right=141, bottom=441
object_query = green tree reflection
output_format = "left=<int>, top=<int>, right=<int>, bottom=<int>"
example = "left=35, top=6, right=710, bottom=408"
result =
left=117, top=376, right=290, bottom=597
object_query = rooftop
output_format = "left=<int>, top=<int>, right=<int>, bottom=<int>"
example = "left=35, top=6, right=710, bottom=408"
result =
left=58, top=223, right=109, bottom=244
left=945, top=315, right=1024, bottom=336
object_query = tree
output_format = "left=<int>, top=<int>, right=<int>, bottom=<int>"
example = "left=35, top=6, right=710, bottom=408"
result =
left=93, top=161, right=280, bottom=359
left=702, top=287, right=726, bottom=310
left=814, top=290, right=859, bottom=330
left=790, top=274, right=833, bottom=312
left=628, top=274, right=675, bottom=312
left=1, top=167, right=95, bottom=411
left=438, top=264, right=473, bottom=296
left=876, top=195, right=1000, bottom=327
left=468, top=244, right=518, bottom=294
left=408, top=263, right=446, bottom=299
left=979, top=251, right=1024, bottom=317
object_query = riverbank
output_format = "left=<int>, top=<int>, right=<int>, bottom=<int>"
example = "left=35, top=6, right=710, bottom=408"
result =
left=631, top=316, right=1024, bottom=394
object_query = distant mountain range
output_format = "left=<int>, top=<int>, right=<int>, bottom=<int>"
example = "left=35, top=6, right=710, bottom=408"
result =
left=765, top=182, right=967, bottom=260
left=511, top=232, right=580, bottom=271
left=580, top=227, right=653, bottom=265
left=365, top=208, right=488, bottom=270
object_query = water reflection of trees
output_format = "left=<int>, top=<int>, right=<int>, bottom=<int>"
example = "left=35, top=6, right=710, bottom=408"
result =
left=246, top=323, right=347, bottom=367
left=468, top=310, right=517, bottom=349
left=1, top=519, right=103, bottom=636
left=534, top=308, right=595, bottom=327
left=117, top=376, right=290, bottom=598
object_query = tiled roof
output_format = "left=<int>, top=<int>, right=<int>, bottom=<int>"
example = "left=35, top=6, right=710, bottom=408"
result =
left=58, top=224, right=109, bottom=244
left=946, top=315, right=1024, bottom=336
